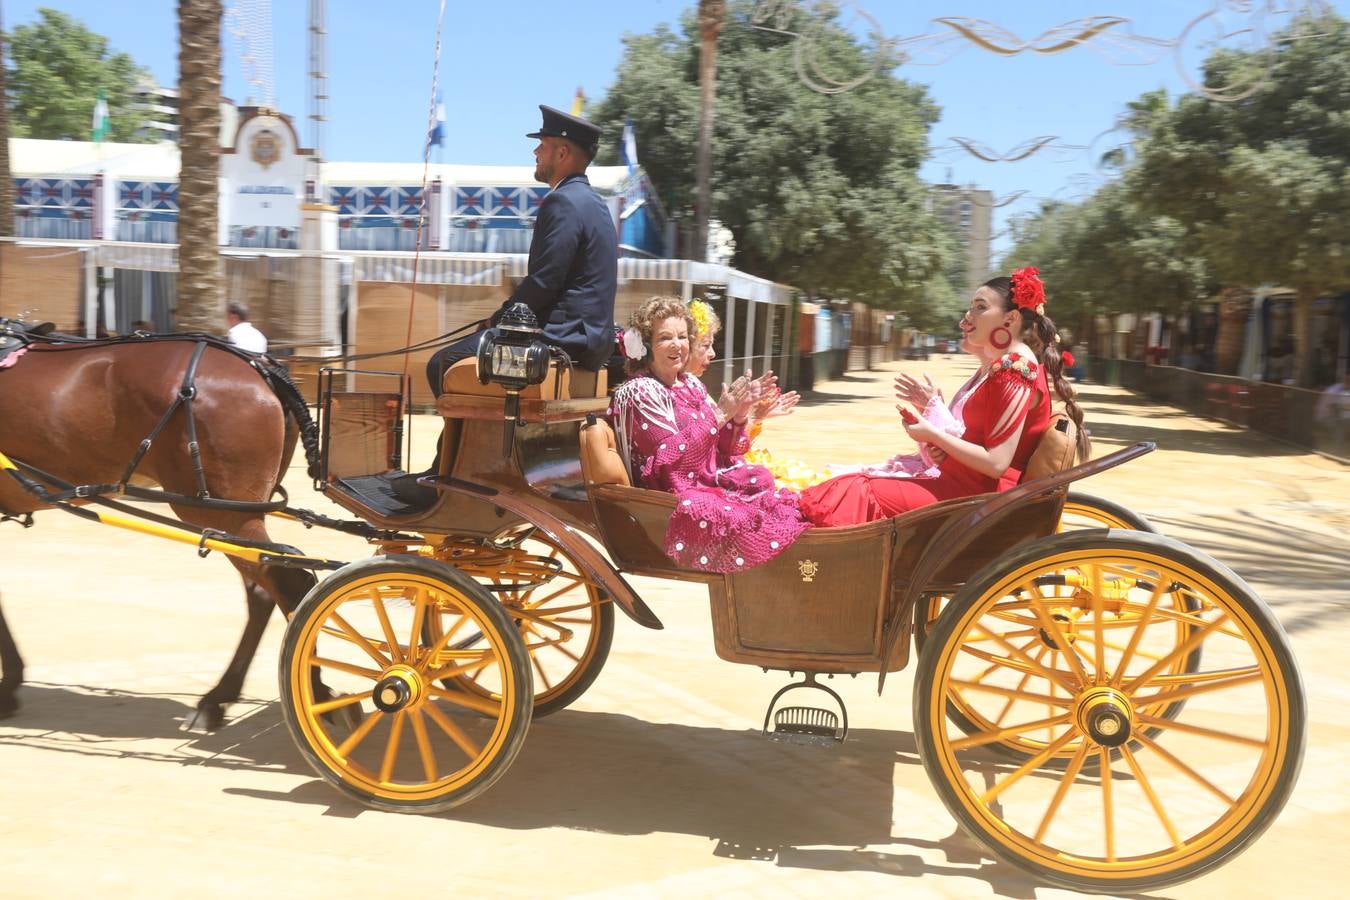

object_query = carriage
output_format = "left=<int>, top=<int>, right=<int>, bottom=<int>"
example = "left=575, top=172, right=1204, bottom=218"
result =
left=0, top=314, right=1305, bottom=895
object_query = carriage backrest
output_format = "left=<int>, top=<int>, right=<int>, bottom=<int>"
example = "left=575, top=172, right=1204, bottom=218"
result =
left=1020, top=412, right=1078, bottom=484
left=579, top=415, right=631, bottom=488
left=441, top=357, right=608, bottom=400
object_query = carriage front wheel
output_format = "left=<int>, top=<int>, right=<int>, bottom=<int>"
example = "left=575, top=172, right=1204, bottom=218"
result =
left=280, top=556, right=533, bottom=814
left=914, top=530, right=1305, bottom=893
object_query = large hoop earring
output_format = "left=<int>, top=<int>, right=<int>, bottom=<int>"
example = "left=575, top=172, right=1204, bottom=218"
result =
left=990, top=326, right=1012, bottom=350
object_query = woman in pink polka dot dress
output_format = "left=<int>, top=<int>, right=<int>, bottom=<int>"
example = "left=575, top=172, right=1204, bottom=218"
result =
left=608, top=297, right=810, bottom=573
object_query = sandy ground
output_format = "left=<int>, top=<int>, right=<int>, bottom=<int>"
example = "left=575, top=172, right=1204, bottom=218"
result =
left=1, top=353, right=1347, bottom=899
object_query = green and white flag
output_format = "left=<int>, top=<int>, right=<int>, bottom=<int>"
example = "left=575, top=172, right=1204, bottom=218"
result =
left=91, top=90, right=110, bottom=143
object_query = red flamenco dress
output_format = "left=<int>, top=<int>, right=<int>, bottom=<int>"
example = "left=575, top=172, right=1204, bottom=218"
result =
left=608, top=374, right=811, bottom=573
left=800, top=352, right=1051, bottom=527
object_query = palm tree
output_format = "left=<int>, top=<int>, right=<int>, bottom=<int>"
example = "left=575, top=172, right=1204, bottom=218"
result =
left=694, top=0, right=725, bottom=262
left=175, top=0, right=223, bottom=332
left=1, top=1, right=15, bottom=239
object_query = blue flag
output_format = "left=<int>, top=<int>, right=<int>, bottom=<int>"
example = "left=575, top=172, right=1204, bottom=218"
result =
left=428, top=92, right=446, bottom=149
left=620, top=118, right=639, bottom=174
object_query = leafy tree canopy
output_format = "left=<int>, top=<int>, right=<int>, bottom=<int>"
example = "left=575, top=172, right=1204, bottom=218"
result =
left=590, top=0, right=955, bottom=308
left=4, top=7, right=157, bottom=143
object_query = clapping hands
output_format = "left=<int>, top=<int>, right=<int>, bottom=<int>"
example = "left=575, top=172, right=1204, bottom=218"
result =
left=895, top=371, right=941, bottom=411
left=718, top=369, right=788, bottom=425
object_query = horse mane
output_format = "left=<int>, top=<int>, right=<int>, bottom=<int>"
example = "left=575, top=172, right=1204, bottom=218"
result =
left=256, top=361, right=322, bottom=480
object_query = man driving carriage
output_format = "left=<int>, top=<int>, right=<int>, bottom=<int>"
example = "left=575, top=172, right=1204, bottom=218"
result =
left=397, top=104, right=619, bottom=503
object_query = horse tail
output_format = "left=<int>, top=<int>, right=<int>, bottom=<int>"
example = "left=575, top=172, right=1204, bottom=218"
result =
left=259, top=362, right=322, bottom=480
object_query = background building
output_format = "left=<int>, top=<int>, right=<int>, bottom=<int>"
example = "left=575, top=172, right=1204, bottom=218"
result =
left=931, top=182, right=993, bottom=296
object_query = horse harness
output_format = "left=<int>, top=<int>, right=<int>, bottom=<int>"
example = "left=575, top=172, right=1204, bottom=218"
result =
left=0, top=321, right=305, bottom=517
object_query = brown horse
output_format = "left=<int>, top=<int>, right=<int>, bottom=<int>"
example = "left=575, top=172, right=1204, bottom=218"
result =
left=0, top=333, right=322, bottom=730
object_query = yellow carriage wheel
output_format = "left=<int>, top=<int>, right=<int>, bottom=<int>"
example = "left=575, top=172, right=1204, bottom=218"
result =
left=279, top=556, right=532, bottom=813
left=425, top=529, right=614, bottom=717
left=914, top=530, right=1304, bottom=893
left=919, top=491, right=1159, bottom=650
left=1060, top=490, right=1156, bottom=533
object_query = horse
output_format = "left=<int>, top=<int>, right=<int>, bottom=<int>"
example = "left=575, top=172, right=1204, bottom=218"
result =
left=0, top=328, right=324, bottom=731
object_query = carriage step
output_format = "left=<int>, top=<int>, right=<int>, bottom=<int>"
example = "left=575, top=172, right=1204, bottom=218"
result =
left=767, top=706, right=844, bottom=746
left=761, top=673, right=849, bottom=746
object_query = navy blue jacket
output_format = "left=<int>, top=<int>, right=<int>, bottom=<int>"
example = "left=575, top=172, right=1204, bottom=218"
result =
left=496, top=173, right=617, bottom=370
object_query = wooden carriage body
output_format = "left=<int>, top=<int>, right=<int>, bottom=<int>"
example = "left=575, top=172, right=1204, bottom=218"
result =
left=317, top=357, right=1108, bottom=679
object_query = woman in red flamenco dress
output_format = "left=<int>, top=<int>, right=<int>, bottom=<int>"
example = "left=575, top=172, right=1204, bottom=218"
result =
left=800, top=268, right=1089, bottom=527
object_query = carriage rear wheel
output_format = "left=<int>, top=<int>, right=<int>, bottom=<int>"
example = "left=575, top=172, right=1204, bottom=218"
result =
left=1060, top=491, right=1156, bottom=533
left=919, top=490, right=1159, bottom=648
left=425, top=528, right=614, bottom=717
left=914, top=530, right=1305, bottom=893
left=280, top=556, right=532, bottom=814
left=930, top=494, right=1197, bottom=767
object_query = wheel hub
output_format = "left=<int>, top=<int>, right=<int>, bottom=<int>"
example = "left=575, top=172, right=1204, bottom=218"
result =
left=372, top=664, right=425, bottom=713
left=1075, top=686, right=1134, bottom=748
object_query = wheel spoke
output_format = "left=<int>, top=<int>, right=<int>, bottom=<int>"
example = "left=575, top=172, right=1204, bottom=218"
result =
left=951, top=712, right=1073, bottom=751
left=1023, top=580, right=1091, bottom=686
left=422, top=700, right=482, bottom=759
left=371, top=590, right=405, bottom=664
left=1110, top=576, right=1168, bottom=686
left=1132, top=731, right=1237, bottom=806
left=949, top=677, right=1074, bottom=708
left=336, top=708, right=385, bottom=757
left=328, top=611, right=391, bottom=668
left=1135, top=712, right=1267, bottom=748
left=531, top=651, right=554, bottom=691
left=1120, top=744, right=1184, bottom=850
left=311, top=691, right=372, bottom=715
left=426, top=683, right=502, bottom=716
left=378, top=710, right=406, bottom=784
left=1123, top=611, right=1230, bottom=693
left=311, top=656, right=383, bottom=681
left=407, top=586, right=429, bottom=665
left=957, top=632, right=1078, bottom=694
left=1100, top=746, right=1116, bottom=862
left=409, top=708, right=438, bottom=783
left=1089, top=564, right=1106, bottom=678
left=1034, top=740, right=1090, bottom=842
left=980, top=728, right=1081, bottom=805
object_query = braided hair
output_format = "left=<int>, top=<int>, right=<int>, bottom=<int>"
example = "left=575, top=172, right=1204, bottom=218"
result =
left=982, top=275, right=1091, bottom=462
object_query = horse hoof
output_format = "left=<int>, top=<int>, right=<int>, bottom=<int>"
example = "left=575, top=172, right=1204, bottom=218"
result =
left=0, top=693, right=18, bottom=719
left=181, top=702, right=225, bottom=733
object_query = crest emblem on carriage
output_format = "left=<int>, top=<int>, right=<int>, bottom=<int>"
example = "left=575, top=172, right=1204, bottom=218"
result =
left=797, top=559, right=819, bottom=582
left=250, top=128, right=281, bottom=169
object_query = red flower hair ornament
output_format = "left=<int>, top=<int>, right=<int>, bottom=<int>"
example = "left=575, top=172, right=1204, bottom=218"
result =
left=1011, top=266, right=1046, bottom=314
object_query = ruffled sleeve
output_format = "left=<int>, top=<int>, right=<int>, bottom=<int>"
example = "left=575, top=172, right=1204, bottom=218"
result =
left=972, top=353, right=1038, bottom=448
left=609, top=376, right=733, bottom=487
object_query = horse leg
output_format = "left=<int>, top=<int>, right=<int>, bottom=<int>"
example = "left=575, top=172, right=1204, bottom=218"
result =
left=186, top=561, right=317, bottom=732
left=0, top=595, right=24, bottom=719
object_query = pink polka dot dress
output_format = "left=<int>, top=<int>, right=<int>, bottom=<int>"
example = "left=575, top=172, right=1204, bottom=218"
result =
left=609, top=374, right=810, bottom=573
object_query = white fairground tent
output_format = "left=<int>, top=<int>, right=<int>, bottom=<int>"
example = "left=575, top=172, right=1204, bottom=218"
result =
left=348, top=253, right=797, bottom=407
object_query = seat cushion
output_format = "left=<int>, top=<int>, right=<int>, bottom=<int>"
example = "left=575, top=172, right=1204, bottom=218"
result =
left=580, top=417, right=631, bottom=487
left=1022, top=413, right=1077, bottom=483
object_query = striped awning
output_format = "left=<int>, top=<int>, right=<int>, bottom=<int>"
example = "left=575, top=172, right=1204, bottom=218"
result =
left=353, top=254, right=506, bottom=286
left=96, top=242, right=178, bottom=272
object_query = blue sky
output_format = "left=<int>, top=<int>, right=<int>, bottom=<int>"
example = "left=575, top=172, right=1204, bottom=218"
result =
left=7, top=1, right=1348, bottom=256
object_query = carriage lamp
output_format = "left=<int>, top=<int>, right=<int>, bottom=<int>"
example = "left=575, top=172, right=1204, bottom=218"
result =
left=476, top=302, right=552, bottom=455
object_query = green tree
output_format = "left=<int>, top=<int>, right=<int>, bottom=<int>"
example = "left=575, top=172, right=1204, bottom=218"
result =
left=590, top=0, right=951, bottom=308
left=174, top=0, right=222, bottom=333
left=1127, top=11, right=1350, bottom=386
left=4, top=7, right=157, bottom=142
